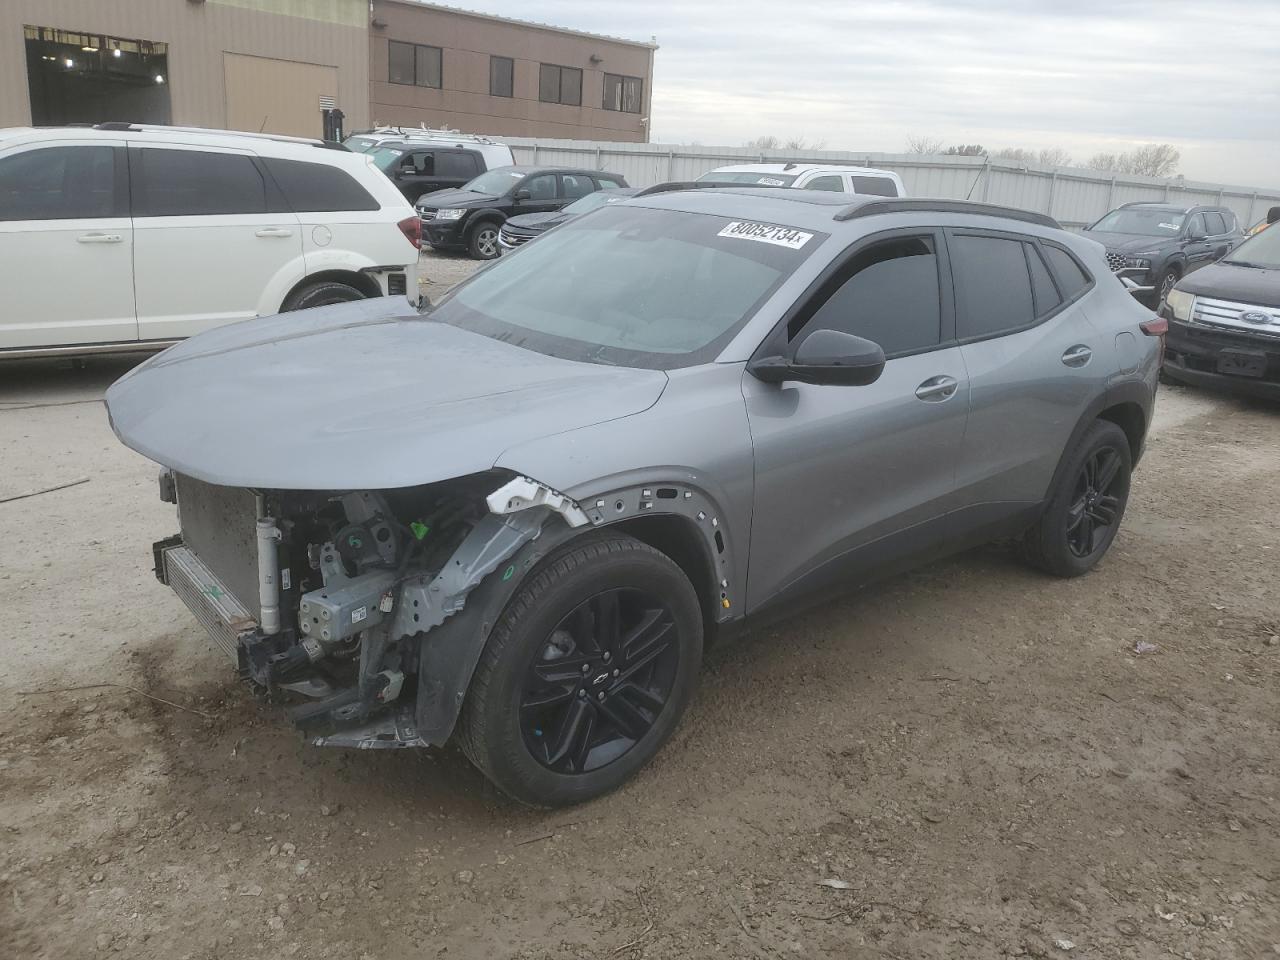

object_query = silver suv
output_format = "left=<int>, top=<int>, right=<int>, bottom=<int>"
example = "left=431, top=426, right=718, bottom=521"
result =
left=106, top=188, right=1161, bottom=806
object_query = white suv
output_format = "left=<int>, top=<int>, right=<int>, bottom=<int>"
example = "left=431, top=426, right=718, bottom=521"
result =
left=0, top=124, right=421, bottom=358
left=697, top=163, right=906, bottom=197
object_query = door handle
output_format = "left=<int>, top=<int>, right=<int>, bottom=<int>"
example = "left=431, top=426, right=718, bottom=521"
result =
left=1061, top=345, right=1093, bottom=367
left=255, top=227, right=293, bottom=238
left=914, top=375, right=959, bottom=402
left=76, top=232, right=123, bottom=244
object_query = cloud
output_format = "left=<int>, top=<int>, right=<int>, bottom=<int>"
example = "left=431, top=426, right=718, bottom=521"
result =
left=476, top=0, right=1280, bottom=187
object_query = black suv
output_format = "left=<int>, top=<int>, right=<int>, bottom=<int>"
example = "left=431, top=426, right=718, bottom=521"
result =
left=1082, top=202, right=1243, bottom=304
left=365, top=140, right=487, bottom=204
left=416, top=166, right=628, bottom=259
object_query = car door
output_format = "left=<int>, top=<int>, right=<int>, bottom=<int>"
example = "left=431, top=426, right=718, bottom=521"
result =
left=1181, top=213, right=1215, bottom=274
left=0, top=140, right=136, bottom=349
left=511, top=172, right=563, bottom=215
left=743, top=228, right=969, bottom=612
left=948, top=230, right=1102, bottom=519
left=1202, top=211, right=1234, bottom=262
left=129, top=143, right=304, bottom=341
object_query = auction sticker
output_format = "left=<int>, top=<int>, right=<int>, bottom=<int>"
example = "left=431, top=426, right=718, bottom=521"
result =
left=718, top=221, right=813, bottom=249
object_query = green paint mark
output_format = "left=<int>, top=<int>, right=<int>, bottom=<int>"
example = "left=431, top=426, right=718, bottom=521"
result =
left=410, top=521, right=430, bottom=541
left=502, top=564, right=515, bottom=581
left=206, top=585, right=224, bottom=599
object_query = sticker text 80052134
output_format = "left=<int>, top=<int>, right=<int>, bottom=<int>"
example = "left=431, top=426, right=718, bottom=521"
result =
left=717, top=221, right=814, bottom=250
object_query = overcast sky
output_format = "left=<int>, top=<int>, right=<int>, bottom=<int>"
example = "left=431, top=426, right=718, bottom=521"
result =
left=477, top=0, right=1280, bottom=188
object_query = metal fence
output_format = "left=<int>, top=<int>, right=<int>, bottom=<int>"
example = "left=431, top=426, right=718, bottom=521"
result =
left=501, top=137, right=1280, bottom=232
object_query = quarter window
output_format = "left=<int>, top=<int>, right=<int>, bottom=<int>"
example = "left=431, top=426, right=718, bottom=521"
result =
left=603, top=73, right=643, bottom=113
left=489, top=55, right=514, bottom=98
left=133, top=148, right=266, bottom=217
left=539, top=63, right=582, bottom=106
left=0, top=145, right=118, bottom=221
left=389, top=40, right=442, bottom=88
left=1025, top=243, right=1062, bottom=316
left=951, top=235, right=1035, bottom=339
left=1042, top=243, right=1091, bottom=298
left=260, top=158, right=379, bottom=213
left=795, top=235, right=942, bottom=356
left=803, top=175, right=844, bottom=192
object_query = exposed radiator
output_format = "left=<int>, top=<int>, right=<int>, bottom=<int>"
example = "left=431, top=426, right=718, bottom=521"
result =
left=163, top=544, right=258, bottom=663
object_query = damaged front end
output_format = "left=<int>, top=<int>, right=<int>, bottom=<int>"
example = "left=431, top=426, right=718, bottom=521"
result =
left=154, top=470, right=588, bottom=749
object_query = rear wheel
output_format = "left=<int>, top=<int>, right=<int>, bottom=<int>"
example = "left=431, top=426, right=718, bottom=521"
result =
left=1022, top=420, right=1132, bottom=577
left=1154, top=267, right=1180, bottom=308
left=457, top=533, right=703, bottom=807
left=467, top=221, right=501, bottom=260
left=282, top=280, right=365, bottom=311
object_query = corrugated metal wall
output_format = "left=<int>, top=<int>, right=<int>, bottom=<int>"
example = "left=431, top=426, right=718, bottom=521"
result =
left=500, top=137, right=1280, bottom=230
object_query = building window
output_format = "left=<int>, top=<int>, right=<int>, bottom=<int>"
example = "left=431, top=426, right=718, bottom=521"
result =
left=538, top=63, right=582, bottom=106
left=490, top=55, right=513, bottom=98
left=389, top=40, right=442, bottom=88
left=603, top=73, right=643, bottom=114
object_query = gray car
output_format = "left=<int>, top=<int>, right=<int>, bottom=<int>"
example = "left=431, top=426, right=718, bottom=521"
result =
left=105, top=189, right=1161, bottom=806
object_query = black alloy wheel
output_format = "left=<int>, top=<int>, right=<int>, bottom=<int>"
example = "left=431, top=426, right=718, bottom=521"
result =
left=520, top=588, right=680, bottom=774
left=1065, top=445, right=1126, bottom=558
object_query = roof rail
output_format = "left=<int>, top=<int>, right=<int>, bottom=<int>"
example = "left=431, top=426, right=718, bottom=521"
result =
left=91, top=122, right=347, bottom=150
left=633, top=180, right=782, bottom=197
left=833, top=198, right=1061, bottom=229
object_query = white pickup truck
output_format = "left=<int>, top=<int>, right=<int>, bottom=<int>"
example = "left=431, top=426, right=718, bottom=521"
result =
left=697, top=163, right=906, bottom=197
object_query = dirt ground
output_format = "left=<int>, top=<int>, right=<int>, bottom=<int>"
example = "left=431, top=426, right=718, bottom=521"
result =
left=2, top=256, right=1278, bottom=958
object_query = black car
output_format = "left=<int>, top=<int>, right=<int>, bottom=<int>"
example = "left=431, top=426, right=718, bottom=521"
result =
left=364, top=140, right=489, bottom=204
left=1082, top=202, right=1243, bottom=305
left=1160, top=224, right=1280, bottom=400
left=498, top=187, right=639, bottom=253
left=416, top=166, right=629, bottom=259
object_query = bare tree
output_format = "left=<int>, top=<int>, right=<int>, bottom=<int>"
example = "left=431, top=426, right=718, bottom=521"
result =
left=1086, top=144, right=1180, bottom=178
left=743, top=135, right=781, bottom=150
left=905, top=135, right=945, bottom=154
left=994, top=147, right=1073, bottom=167
left=944, top=144, right=987, bottom=156
left=784, top=136, right=827, bottom=151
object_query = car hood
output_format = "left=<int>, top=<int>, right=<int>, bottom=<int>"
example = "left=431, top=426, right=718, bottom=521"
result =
left=1081, top=230, right=1172, bottom=254
left=417, top=188, right=501, bottom=209
left=1176, top=261, right=1280, bottom=308
left=105, top=298, right=668, bottom=490
left=503, top=212, right=564, bottom=233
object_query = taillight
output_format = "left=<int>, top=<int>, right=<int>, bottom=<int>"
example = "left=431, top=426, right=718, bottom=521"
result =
left=1140, top=317, right=1168, bottom=336
left=397, top=215, right=421, bottom=250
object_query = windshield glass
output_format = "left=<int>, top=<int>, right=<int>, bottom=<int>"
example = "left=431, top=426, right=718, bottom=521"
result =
left=1090, top=208, right=1186, bottom=236
left=697, top=171, right=799, bottom=186
left=430, top=205, right=826, bottom=369
left=343, top=136, right=378, bottom=153
left=1221, top=224, right=1280, bottom=268
left=463, top=168, right=526, bottom=194
left=366, top=144, right=406, bottom=172
left=562, top=190, right=630, bottom=215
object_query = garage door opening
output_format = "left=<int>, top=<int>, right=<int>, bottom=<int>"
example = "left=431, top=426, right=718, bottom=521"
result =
left=25, top=26, right=171, bottom=126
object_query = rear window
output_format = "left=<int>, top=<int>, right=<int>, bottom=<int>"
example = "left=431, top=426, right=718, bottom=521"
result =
left=850, top=175, right=899, bottom=197
left=261, top=158, right=380, bottom=213
left=133, top=147, right=266, bottom=217
left=432, top=205, right=827, bottom=369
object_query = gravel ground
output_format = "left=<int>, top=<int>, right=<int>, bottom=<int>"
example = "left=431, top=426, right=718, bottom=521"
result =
left=1, top=283, right=1278, bottom=958
left=418, top=247, right=484, bottom=301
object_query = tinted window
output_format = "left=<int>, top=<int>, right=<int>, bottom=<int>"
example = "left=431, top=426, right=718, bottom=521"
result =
left=803, top=175, right=843, bottom=192
left=522, top=174, right=557, bottom=200
left=0, top=145, right=117, bottom=221
left=798, top=236, right=941, bottom=355
left=951, top=235, right=1035, bottom=339
left=388, top=41, right=415, bottom=85
left=436, top=152, right=480, bottom=179
left=1025, top=243, right=1062, bottom=316
left=539, top=64, right=582, bottom=105
left=490, top=56, right=513, bottom=98
left=851, top=175, right=899, bottom=197
left=1203, top=211, right=1227, bottom=235
left=404, top=151, right=434, bottom=176
left=261, top=158, right=380, bottom=213
left=389, top=41, right=441, bottom=88
left=415, top=45, right=442, bottom=88
left=1042, top=243, right=1091, bottom=298
left=560, top=174, right=595, bottom=199
left=134, top=148, right=266, bottom=217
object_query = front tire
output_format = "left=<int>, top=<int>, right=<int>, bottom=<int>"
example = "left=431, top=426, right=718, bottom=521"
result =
left=467, top=221, right=501, bottom=260
left=457, top=533, right=703, bottom=807
left=282, top=280, right=365, bottom=311
left=1021, top=420, right=1132, bottom=577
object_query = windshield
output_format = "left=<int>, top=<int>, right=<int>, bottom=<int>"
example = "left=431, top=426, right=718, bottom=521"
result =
left=430, top=205, right=826, bottom=369
left=343, top=136, right=378, bottom=153
left=1090, top=208, right=1186, bottom=236
left=1221, top=224, right=1280, bottom=269
left=562, top=190, right=630, bottom=215
left=366, top=144, right=406, bottom=172
left=698, top=171, right=798, bottom=186
left=462, top=168, right=526, bottom=195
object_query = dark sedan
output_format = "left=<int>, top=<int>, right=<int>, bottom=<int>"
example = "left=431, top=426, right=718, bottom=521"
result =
left=498, top=188, right=639, bottom=253
left=415, top=166, right=628, bottom=259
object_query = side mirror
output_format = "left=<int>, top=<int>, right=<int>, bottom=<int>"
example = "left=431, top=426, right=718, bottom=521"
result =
left=513, top=188, right=531, bottom=201
left=749, top=329, right=886, bottom=387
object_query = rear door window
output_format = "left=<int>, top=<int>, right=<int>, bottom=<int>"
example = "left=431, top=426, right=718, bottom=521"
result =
left=133, top=147, right=267, bottom=217
left=560, top=173, right=596, bottom=199
left=0, top=145, right=119, bottom=220
left=793, top=235, right=942, bottom=356
left=260, top=158, right=380, bottom=213
left=850, top=175, right=899, bottom=197
left=802, top=175, right=843, bottom=192
left=950, top=234, right=1035, bottom=339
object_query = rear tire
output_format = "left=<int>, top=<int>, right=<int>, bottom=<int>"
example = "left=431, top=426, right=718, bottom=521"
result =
left=1021, top=420, right=1132, bottom=578
left=282, top=280, right=365, bottom=311
left=457, top=532, right=703, bottom=807
left=1154, top=267, right=1180, bottom=308
left=467, top=221, right=501, bottom=260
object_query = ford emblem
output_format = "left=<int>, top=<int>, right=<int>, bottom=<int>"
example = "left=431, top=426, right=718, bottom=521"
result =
left=1240, top=311, right=1271, bottom=325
